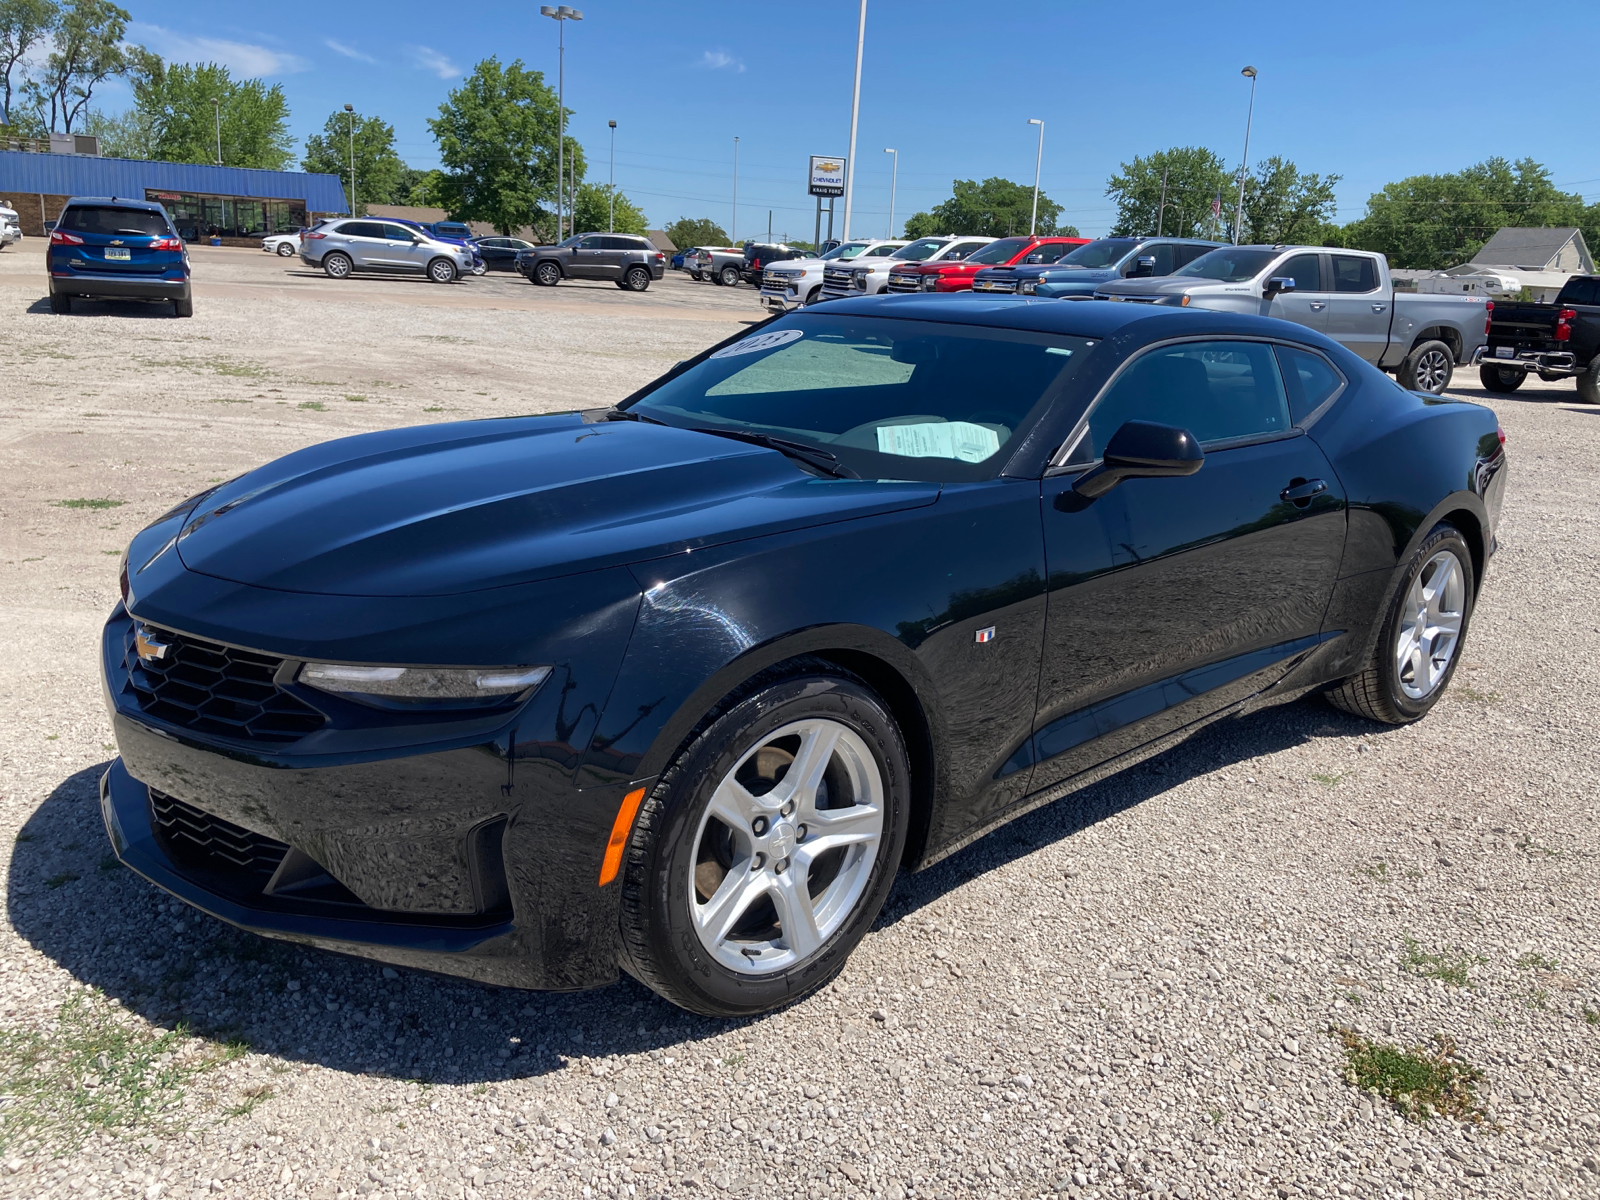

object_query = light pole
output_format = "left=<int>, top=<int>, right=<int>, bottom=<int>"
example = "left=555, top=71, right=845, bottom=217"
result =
left=343, top=103, right=355, bottom=215
left=841, top=0, right=866, bottom=239
left=883, top=148, right=897, bottom=238
left=607, top=118, right=616, bottom=232
left=732, top=136, right=739, bottom=244
left=541, top=5, right=583, bottom=242
left=1233, top=66, right=1257, bottom=245
left=1026, top=118, right=1044, bottom=236
left=211, top=97, right=221, bottom=166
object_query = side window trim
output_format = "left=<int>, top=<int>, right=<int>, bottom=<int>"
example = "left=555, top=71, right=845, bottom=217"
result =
left=1273, top=343, right=1348, bottom=429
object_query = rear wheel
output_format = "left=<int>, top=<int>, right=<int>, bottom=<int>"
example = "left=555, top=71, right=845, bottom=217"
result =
left=1398, top=340, right=1454, bottom=394
left=1575, top=357, right=1600, bottom=404
left=322, top=252, right=352, bottom=280
left=719, top=265, right=741, bottom=287
left=618, top=662, right=909, bottom=1017
left=624, top=266, right=651, bottom=292
left=1326, top=523, right=1473, bottom=725
left=1478, top=363, right=1525, bottom=393
left=427, top=257, right=457, bottom=284
left=49, top=290, right=70, bottom=314
left=173, top=294, right=193, bottom=318
left=533, top=261, right=561, bottom=287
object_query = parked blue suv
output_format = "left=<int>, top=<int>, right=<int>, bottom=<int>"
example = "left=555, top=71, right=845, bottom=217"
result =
left=48, top=197, right=192, bottom=317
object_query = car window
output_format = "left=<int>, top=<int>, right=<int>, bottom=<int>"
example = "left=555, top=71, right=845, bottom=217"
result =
left=1173, top=247, right=1279, bottom=282
left=1065, top=339, right=1291, bottom=464
left=1331, top=255, right=1378, bottom=293
left=603, top=236, right=644, bottom=251
left=963, top=237, right=1033, bottom=266
left=509, top=239, right=532, bottom=250
left=891, top=239, right=951, bottom=262
left=1057, top=238, right=1140, bottom=269
left=941, top=240, right=991, bottom=261
left=1030, top=242, right=1078, bottom=264
left=862, top=244, right=901, bottom=257
left=1279, top=254, right=1322, bottom=292
left=1172, top=244, right=1214, bottom=269
left=628, top=314, right=1094, bottom=482
left=58, top=206, right=172, bottom=236
left=1125, top=243, right=1175, bottom=276
left=478, top=238, right=503, bottom=248
left=579, top=236, right=605, bottom=249
left=337, top=221, right=382, bottom=238
left=1274, top=345, right=1344, bottom=425
left=1556, top=277, right=1597, bottom=305
left=382, top=224, right=415, bottom=242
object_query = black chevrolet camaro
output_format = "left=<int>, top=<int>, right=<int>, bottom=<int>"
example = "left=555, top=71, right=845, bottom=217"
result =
left=101, top=296, right=1508, bottom=1016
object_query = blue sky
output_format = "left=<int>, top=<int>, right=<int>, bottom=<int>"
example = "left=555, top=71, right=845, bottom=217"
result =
left=105, top=0, right=1600, bottom=241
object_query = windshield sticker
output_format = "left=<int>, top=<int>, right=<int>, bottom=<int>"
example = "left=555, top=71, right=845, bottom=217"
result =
left=710, top=329, right=805, bottom=359
left=1046, top=347, right=1073, bottom=357
left=876, top=421, right=1001, bottom=463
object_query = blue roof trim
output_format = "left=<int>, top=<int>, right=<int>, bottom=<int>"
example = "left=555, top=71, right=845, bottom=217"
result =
left=0, top=152, right=349, bottom=213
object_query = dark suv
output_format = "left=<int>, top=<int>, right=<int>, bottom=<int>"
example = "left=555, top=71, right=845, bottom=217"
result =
left=516, top=233, right=666, bottom=291
left=740, top=242, right=808, bottom=285
left=48, top=196, right=192, bottom=317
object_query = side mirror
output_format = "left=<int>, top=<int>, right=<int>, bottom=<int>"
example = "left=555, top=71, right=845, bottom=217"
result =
left=1263, top=276, right=1297, bottom=297
left=1130, top=255, right=1158, bottom=278
left=1071, top=420, right=1204, bottom=500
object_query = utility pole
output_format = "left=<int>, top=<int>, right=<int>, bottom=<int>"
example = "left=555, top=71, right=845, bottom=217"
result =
left=1026, top=118, right=1044, bottom=236
left=343, top=104, right=355, bottom=215
left=883, top=148, right=897, bottom=238
left=607, top=119, right=616, bottom=231
left=842, top=0, right=866, bottom=240
left=732, top=135, right=739, bottom=244
left=1156, top=162, right=1169, bottom=237
left=1233, top=66, right=1257, bottom=245
left=212, top=97, right=221, bottom=166
left=541, top=6, right=583, bottom=241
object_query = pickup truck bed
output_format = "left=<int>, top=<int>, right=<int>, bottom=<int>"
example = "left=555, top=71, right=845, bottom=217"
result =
left=1480, top=275, right=1600, bottom=401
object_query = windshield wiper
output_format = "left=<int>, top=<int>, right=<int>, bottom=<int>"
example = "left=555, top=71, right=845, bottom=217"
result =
left=689, top=427, right=858, bottom=479
left=602, top=407, right=668, bottom=425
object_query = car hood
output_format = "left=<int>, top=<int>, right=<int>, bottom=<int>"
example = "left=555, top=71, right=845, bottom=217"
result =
left=174, top=414, right=940, bottom=597
left=1096, top=276, right=1213, bottom=298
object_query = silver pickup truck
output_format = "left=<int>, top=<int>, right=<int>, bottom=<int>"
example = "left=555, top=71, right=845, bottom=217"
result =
left=1095, top=245, right=1489, bottom=393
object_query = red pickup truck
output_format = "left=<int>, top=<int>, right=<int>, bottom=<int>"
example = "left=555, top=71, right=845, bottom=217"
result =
left=885, top=235, right=1089, bottom=294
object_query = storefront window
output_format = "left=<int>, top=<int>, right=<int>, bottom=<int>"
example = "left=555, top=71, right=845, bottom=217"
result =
left=145, top=191, right=308, bottom=240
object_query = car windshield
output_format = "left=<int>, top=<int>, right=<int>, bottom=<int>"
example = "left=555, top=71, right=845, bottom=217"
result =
left=625, top=314, right=1094, bottom=482
left=1174, top=247, right=1278, bottom=282
left=59, top=206, right=171, bottom=237
left=891, top=238, right=950, bottom=262
left=1055, top=238, right=1140, bottom=269
left=823, top=242, right=870, bottom=260
left=964, top=237, right=1033, bottom=266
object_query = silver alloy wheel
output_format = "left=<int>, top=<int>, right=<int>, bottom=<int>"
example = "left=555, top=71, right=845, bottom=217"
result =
left=324, top=253, right=351, bottom=279
left=536, top=262, right=561, bottom=286
left=276, top=242, right=294, bottom=256
left=1395, top=549, right=1465, bottom=700
left=429, top=258, right=456, bottom=284
left=1415, top=347, right=1452, bottom=392
left=472, top=262, right=486, bottom=276
left=688, top=718, right=884, bottom=975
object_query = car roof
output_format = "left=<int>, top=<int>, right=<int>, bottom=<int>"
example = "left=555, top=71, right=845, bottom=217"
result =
left=64, top=196, right=167, bottom=212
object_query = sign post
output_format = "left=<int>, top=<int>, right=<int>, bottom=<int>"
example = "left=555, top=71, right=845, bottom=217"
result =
left=809, top=156, right=845, bottom=253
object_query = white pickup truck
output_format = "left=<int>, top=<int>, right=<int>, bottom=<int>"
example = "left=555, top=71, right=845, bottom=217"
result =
left=759, top=239, right=906, bottom=312
left=1095, top=245, right=1490, bottom=394
left=0, top=200, right=20, bottom=249
left=819, top=235, right=994, bottom=302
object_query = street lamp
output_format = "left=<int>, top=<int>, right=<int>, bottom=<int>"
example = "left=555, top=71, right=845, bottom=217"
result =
left=211, top=97, right=221, bottom=166
left=1026, top=118, right=1044, bottom=236
left=883, top=148, right=897, bottom=238
left=1233, top=66, right=1258, bottom=245
left=540, top=5, right=582, bottom=242
left=732, top=136, right=739, bottom=244
left=607, top=119, right=616, bottom=232
left=343, top=103, right=355, bottom=216
left=841, top=0, right=866, bottom=239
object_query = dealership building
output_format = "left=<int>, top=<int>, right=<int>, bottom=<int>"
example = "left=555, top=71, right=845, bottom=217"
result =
left=0, top=148, right=349, bottom=242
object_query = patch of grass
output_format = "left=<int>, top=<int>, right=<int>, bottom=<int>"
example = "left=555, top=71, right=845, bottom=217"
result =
left=208, top=396, right=250, bottom=404
left=1453, top=684, right=1499, bottom=704
left=1525, top=989, right=1550, bottom=1012
left=1206, top=1107, right=1224, bottom=1125
left=101, top=549, right=120, bottom=555
left=297, top=401, right=325, bottom=411
left=97, top=856, right=122, bottom=874
left=1344, top=992, right=1363, bottom=1006
left=54, top=498, right=124, bottom=510
left=367, top=1103, right=398, bottom=1115
left=1358, top=860, right=1388, bottom=880
left=223, top=1084, right=274, bottom=1119
left=1516, top=952, right=1559, bottom=971
left=213, top=362, right=270, bottom=379
left=1311, top=772, right=1342, bottom=787
left=1584, top=1006, right=1599, bottom=1027
left=1401, top=937, right=1484, bottom=989
left=81, top=412, right=105, bottom=417
left=44, top=872, right=79, bottom=890
left=1331, top=1027, right=1486, bottom=1124
left=1515, top=834, right=1558, bottom=859
left=722, top=1052, right=746, bottom=1068
left=472, top=1083, right=488, bottom=1095
left=343, top=394, right=367, bottom=403
left=422, top=406, right=445, bottom=413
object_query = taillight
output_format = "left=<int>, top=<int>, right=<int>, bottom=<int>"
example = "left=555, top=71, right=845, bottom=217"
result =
left=303, top=231, right=326, bottom=240
left=1555, top=308, right=1576, bottom=342
left=50, top=229, right=84, bottom=245
left=1496, top=426, right=1506, bottom=446
left=150, top=236, right=182, bottom=251
left=1484, top=299, right=1493, bottom=337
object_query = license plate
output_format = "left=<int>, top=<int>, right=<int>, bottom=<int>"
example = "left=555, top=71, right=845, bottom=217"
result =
left=1495, top=346, right=1514, bottom=359
left=104, top=247, right=131, bottom=261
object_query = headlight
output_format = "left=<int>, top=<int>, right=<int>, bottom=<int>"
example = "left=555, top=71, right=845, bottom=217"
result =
left=852, top=273, right=868, bottom=290
left=1018, top=280, right=1038, bottom=295
left=298, top=663, right=552, bottom=704
left=920, top=275, right=938, bottom=291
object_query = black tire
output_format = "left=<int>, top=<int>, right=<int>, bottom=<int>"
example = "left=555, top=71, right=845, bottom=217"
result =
left=533, top=261, right=561, bottom=287
left=618, top=660, right=910, bottom=1017
left=805, top=286, right=821, bottom=306
left=624, top=266, right=651, bottom=292
left=276, top=242, right=295, bottom=257
left=719, top=265, right=741, bottom=287
left=1325, top=522, right=1475, bottom=725
left=1398, top=339, right=1454, bottom=394
left=322, top=252, right=352, bottom=280
left=49, top=290, right=70, bottom=314
left=1575, top=357, right=1600, bottom=404
left=1478, top=363, right=1525, bottom=393
left=173, top=295, right=193, bottom=318
left=427, top=257, right=456, bottom=284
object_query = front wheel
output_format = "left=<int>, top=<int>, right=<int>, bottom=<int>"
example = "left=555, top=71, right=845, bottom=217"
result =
left=1398, top=340, right=1454, bottom=394
left=623, top=266, right=651, bottom=292
left=427, top=257, right=457, bottom=284
left=719, top=265, right=741, bottom=287
left=1478, top=363, right=1525, bottom=393
left=533, top=261, right=561, bottom=287
left=1325, top=523, right=1474, bottom=725
left=322, top=252, right=352, bottom=280
left=618, top=662, right=910, bottom=1017
left=471, top=262, right=486, bottom=276
left=276, top=242, right=295, bottom=257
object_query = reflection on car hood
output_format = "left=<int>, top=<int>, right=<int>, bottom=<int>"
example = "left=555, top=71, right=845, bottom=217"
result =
left=174, top=414, right=940, bottom=596
left=1096, top=277, right=1209, bottom=297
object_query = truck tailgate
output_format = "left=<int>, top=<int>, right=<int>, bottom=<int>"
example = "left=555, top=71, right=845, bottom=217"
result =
left=1488, top=302, right=1560, bottom=343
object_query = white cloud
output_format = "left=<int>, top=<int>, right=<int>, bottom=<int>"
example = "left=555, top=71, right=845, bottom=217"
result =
left=408, top=46, right=462, bottom=80
left=324, top=39, right=376, bottom=65
left=699, top=50, right=745, bottom=73
left=130, top=23, right=310, bottom=76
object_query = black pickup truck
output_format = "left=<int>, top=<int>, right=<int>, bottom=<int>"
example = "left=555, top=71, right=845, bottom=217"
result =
left=1479, top=274, right=1600, bottom=401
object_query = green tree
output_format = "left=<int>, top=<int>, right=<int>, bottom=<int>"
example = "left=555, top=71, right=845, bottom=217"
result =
left=25, top=0, right=134, bottom=133
left=427, top=57, right=580, bottom=236
left=406, top=168, right=448, bottom=208
left=133, top=60, right=292, bottom=169
left=663, top=216, right=728, bottom=249
left=302, top=108, right=403, bottom=216
left=1240, top=156, right=1340, bottom=245
left=571, top=182, right=647, bottom=235
left=1105, top=146, right=1231, bottom=239
left=0, top=0, right=57, bottom=129
left=390, top=165, right=431, bottom=206
left=1340, top=157, right=1586, bottom=269
left=81, top=103, right=153, bottom=157
left=902, top=177, right=1075, bottom=240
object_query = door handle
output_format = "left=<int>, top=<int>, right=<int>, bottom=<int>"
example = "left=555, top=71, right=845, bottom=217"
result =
left=1372, top=303, right=1388, bottom=312
left=1280, top=478, right=1328, bottom=504
left=1308, top=301, right=1326, bottom=311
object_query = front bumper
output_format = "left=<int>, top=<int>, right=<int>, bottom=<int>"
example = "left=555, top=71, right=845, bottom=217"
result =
left=51, top=272, right=189, bottom=300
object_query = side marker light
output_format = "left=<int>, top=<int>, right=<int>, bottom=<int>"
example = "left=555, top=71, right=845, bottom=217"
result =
left=598, top=786, right=648, bottom=886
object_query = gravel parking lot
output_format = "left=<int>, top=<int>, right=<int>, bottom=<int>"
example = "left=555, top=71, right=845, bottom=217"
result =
left=0, top=238, right=1595, bottom=1200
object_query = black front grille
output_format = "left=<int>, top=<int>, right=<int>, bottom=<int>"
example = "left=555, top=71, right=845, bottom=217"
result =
left=125, top=625, right=324, bottom=743
left=150, top=789, right=288, bottom=886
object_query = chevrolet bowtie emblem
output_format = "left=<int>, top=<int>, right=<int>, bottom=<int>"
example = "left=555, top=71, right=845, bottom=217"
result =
left=109, top=239, right=124, bottom=245
left=134, top=624, right=171, bottom=662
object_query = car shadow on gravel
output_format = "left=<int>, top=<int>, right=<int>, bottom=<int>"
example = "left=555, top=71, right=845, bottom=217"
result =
left=12, top=696, right=1367, bottom=1084
left=24, top=296, right=181, bottom=318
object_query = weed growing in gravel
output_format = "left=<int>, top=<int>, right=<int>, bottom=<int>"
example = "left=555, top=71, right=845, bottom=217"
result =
left=1584, top=1006, right=1600, bottom=1026
left=423, top=406, right=445, bottom=412
left=0, top=993, right=242, bottom=1155
left=1401, top=938, right=1484, bottom=988
left=223, top=1084, right=274, bottom=1118
left=54, top=498, right=125, bottom=510
left=1359, top=860, right=1388, bottom=880
left=297, top=401, right=326, bottom=411
left=1453, top=684, right=1499, bottom=704
left=98, top=856, right=121, bottom=873
left=1516, top=952, right=1559, bottom=971
left=344, top=394, right=367, bottom=402
left=1311, top=773, right=1342, bottom=787
left=1525, top=989, right=1550, bottom=1011
left=44, top=872, right=79, bottom=889
left=1515, top=834, right=1559, bottom=859
left=1331, top=1027, right=1486, bottom=1124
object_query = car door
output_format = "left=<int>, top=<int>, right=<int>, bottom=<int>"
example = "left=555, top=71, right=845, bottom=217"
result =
left=600, top=236, right=640, bottom=279
left=566, top=235, right=609, bottom=279
left=1122, top=242, right=1176, bottom=278
left=1261, top=252, right=1330, bottom=332
left=1322, top=254, right=1388, bottom=363
left=332, top=221, right=383, bottom=269
left=476, top=237, right=507, bottom=269
left=378, top=224, right=428, bottom=272
left=1029, top=337, right=1347, bottom=794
